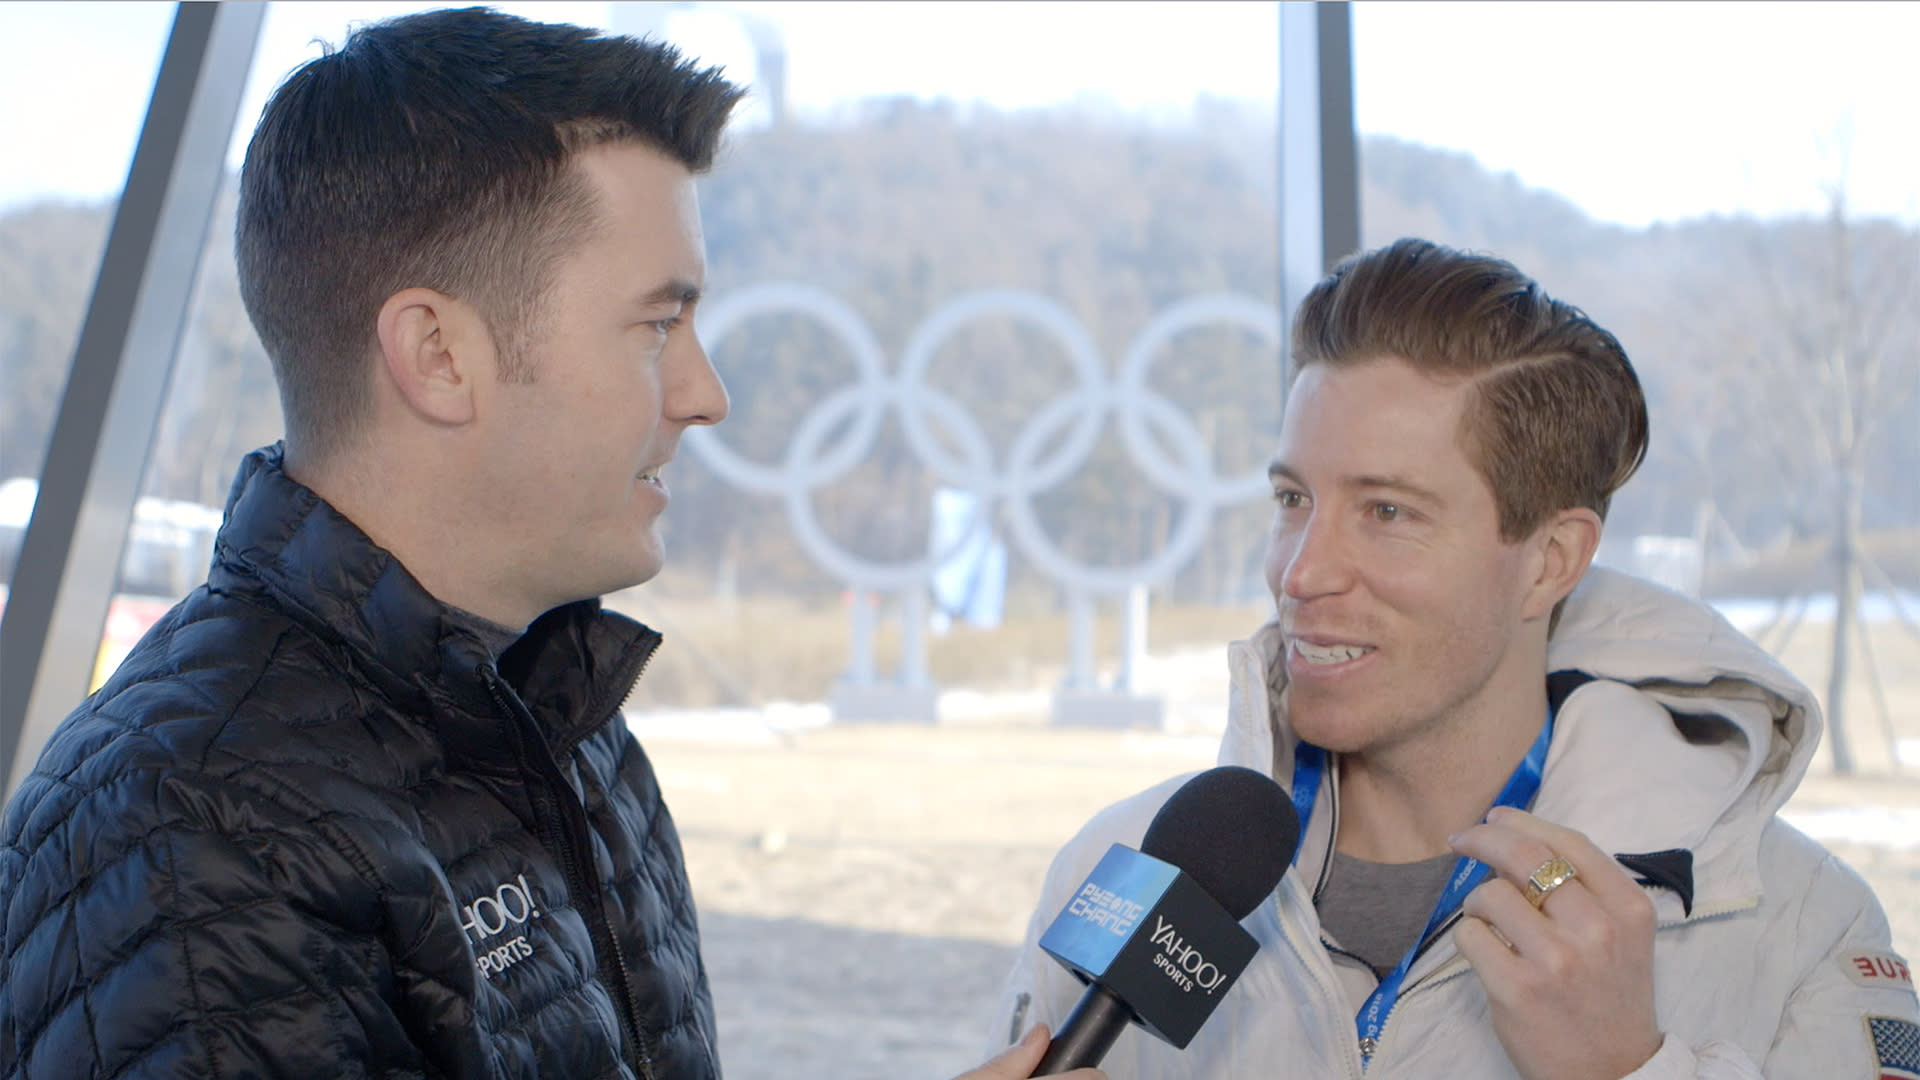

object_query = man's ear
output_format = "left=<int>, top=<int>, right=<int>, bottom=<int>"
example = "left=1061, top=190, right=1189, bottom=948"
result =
left=1521, top=507, right=1603, bottom=622
left=373, top=287, right=494, bottom=427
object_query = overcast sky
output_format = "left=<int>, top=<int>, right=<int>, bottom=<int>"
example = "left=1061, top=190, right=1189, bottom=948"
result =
left=3, top=1, right=1917, bottom=227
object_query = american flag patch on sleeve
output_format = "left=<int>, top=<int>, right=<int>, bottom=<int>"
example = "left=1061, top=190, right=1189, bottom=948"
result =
left=1869, top=1015, right=1920, bottom=1080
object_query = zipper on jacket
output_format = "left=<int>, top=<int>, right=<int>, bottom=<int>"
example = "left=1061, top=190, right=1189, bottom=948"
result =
left=1273, top=886, right=1366, bottom=1080
left=1657, top=895, right=1756, bottom=929
left=552, top=626, right=662, bottom=763
left=1362, top=955, right=1473, bottom=1069
left=1278, top=746, right=1364, bottom=1077
left=485, top=668, right=659, bottom=1080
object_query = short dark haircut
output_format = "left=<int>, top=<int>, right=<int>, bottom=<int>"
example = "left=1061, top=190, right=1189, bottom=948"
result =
left=1291, top=238, right=1649, bottom=541
left=236, top=6, right=745, bottom=462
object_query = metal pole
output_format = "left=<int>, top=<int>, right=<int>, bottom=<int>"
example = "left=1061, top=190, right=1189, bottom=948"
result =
left=900, top=588, right=930, bottom=690
left=1064, top=591, right=1096, bottom=692
left=846, top=590, right=876, bottom=686
left=1278, top=1, right=1359, bottom=401
left=1316, top=2, right=1360, bottom=268
left=1115, top=583, right=1149, bottom=694
left=1, top=2, right=264, bottom=795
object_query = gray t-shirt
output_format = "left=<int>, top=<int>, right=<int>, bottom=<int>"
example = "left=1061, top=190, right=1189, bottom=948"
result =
left=1316, top=851, right=1459, bottom=979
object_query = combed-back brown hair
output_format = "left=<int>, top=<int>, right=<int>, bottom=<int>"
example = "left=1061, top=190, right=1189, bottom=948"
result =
left=236, top=6, right=745, bottom=462
left=1290, top=238, right=1649, bottom=541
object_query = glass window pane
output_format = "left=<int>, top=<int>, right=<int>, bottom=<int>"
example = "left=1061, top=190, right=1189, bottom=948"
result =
left=621, top=4, right=1285, bottom=1076
left=39, top=5, right=1289, bottom=1077
left=0, top=1, right=174, bottom=601
left=1355, top=0, right=1920, bottom=964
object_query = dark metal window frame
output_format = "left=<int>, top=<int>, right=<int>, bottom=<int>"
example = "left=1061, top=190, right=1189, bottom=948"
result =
left=0, top=2, right=264, bottom=793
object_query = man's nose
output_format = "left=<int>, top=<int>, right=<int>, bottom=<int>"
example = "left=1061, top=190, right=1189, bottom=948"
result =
left=670, top=334, right=729, bottom=427
left=1277, top=512, right=1353, bottom=601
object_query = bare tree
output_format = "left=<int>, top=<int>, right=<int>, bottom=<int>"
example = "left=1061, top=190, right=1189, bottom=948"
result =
left=1733, top=190, right=1920, bottom=773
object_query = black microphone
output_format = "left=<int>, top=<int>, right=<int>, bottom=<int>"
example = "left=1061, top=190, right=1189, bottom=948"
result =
left=1034, top=765, right=1300, bottom=1074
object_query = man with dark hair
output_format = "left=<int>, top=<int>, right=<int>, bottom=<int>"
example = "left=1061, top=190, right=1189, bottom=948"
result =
left=995, top=238, right=1919, bottom=1077
left=0, top=9, right=1088, bottom=1079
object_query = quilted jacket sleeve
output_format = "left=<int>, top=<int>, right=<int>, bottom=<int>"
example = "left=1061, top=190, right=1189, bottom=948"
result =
left=1, top=764, right=425, bottom=1080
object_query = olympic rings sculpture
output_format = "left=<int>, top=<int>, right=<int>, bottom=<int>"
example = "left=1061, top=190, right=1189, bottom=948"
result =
left=685, top=284, right=1281, bottom=595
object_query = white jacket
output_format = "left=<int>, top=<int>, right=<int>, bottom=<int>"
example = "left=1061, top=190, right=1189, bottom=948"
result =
left=994, top=568, right=1920, bottom=1078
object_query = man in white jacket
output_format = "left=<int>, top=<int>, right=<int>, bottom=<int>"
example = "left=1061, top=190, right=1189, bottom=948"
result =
left=995, top=238, right=1920, bottom=1079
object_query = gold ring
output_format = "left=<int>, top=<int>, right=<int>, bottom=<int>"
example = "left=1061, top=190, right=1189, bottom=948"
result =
left=1522, top=856, right=1578, bottom=909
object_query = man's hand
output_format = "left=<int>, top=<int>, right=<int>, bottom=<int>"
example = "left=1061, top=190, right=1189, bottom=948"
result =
left=1448, top=807, right=1664, bottom=1080
left=955, top=1024, right=1106, bottom=1080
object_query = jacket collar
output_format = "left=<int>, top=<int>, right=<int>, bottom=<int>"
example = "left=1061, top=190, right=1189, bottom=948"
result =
left=209, top=444, right=660, bottom=769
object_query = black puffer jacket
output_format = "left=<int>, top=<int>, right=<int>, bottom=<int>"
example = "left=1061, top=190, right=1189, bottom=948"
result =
left=0, top=445, right=718, bottom=1079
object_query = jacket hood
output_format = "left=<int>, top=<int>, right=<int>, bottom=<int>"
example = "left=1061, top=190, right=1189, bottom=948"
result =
left=1545, top=566, right=1820, bottom=831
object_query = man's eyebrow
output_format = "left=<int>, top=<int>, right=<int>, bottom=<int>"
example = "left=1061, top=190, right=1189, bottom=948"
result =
left=1264, top=462, right=1447, bottom=507
left=1350, top=473, right=1447, bottom=506
left=637, top=279, right=702, bottom=306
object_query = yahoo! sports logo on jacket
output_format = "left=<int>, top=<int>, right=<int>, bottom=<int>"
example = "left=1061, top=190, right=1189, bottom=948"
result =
left=460, top=873, right=544, bottom=980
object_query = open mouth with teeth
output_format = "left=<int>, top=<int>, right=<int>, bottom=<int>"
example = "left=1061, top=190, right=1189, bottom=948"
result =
left=1292, top=640, right=1374, bottom=666
left=638, top=468, right=663, bottom=484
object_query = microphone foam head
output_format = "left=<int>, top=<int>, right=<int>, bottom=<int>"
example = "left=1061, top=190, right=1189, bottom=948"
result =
left=1139, top=765, right=1300, bottom=921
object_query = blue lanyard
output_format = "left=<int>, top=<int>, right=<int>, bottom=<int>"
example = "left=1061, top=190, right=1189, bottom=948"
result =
left=1288, top=711, right=1554, bottom=1068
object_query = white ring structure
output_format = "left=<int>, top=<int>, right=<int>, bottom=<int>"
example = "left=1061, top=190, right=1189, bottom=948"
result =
left=685, top=284, right=1279, bottom=595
